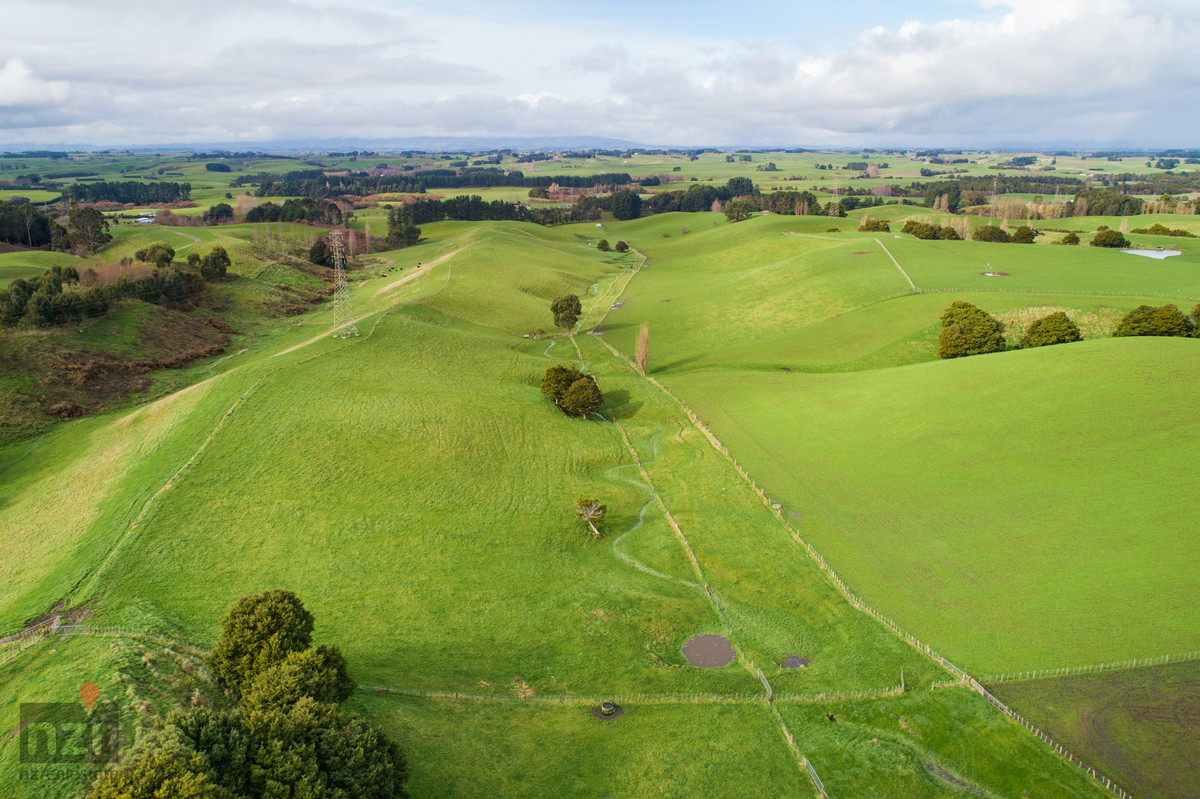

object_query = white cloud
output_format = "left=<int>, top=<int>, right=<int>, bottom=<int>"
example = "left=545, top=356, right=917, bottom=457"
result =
left=0, top=58, right=69, bottom=107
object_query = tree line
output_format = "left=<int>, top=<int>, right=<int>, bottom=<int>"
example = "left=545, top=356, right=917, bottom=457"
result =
left=62, top=180, right=191, bottom=204
left=0, top=247, right=229, bottom=328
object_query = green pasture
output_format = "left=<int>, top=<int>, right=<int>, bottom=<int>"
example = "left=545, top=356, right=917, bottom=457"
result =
left=776, top=688, right=1103, bottom=798
left=994, top=662, right=1200, bottom=799
left=668, top=338, right=1200, bottom=673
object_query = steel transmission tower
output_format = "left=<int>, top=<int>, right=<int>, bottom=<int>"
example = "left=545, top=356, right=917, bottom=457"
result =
left=330, top=229, right=359, bottom=338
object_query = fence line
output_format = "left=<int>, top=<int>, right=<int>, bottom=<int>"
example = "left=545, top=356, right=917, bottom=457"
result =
left=913, top=286, right=1200, bottom=302
left=937, top=649, right=1200, bottom=688
left=587, top=331, right=1132, bottom=799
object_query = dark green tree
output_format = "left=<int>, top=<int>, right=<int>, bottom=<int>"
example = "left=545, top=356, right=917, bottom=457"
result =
left=1113, top=304, right=1192, bottom=337
left=203, top=203, right=235, bottom=224
left=309, top=239, right=330, bottom=267
left=971, top=225, right=1011, bottom=243
left=551, top=294, right=582, bottom=329
left=558, top=376, right=602, bottom=418
left=608, top=189, right=642, bottom=221
left=243, top=646, right=356, bottom=714
left=1091, top=229, right=1130, bottom=248
left=207, top=589, right=314, bottom=697
left=596, top=239, right=610, bottom=252
left=726, top=176, right=756, bottom=197
left=88, top=750, right=232, bottom=799
left=541, top=364, right=586, bottom=404
left=937, top=301, right=1007, bottom=358
left=386, top=206, right=421, bottom=249
left=724, top=200, right=752, bottom=222
left=1011, top=226, right=1038, bottom=244
left=614, top=240, right=629, bottom=253
left=1021, top=311, right=1082, bottom=348
left=1059, top=232, right=1080, bottom=245
left=200, top=246, right=231, bottom=281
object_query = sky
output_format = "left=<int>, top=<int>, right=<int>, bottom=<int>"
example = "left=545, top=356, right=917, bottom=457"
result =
left=1, top=0, right=1198, bottom=149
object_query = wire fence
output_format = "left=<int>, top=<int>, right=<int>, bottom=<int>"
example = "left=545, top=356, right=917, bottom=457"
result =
left=588, top=331, right=1133, bottom=799
left=938, top=649, right=1200, bottom=689
left=913, top=286, right=1200, bottom=302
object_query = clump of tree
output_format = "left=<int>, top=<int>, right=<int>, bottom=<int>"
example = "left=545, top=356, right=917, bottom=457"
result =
left=199, top=246, right=231, bottom=280
left=245, top=197, right=342, bottom=225
left=1058, top=232, right=1080, bottom=245
left=551, top=294, right=582, bottom=329
left=1112, top=304, right=1194, bottom=337
left=202, top=203, right=234, bottom=224
left=1011, top=225, right=1040, bottom=244
left=971, top=225, right=1011, bottom=243
left=63, top=180, right=191, bottom=204
left=1021, top=311, right=1082, bottom=348
left=575, top=498, right=607, bottom=537
left=903, top=220, right=960, bottom=240
left=135, top=242, right=176, bottom=268
left=0, top=200, right=60, bottom=248
left=859, top=218, right=890, bottom=233
left=614, top=240, right=629, bottom=253
left=88, top=590, right=407, bottom=799
left=385, top=205, right=421, bottom=249
left=608, top=189, right=642, bottom=221
left=68, top=205, right=112, bottom=253
left=724, top=200, right=753, bottom=222
left=541, top=364, right=603, bottom=418
left=596, top=239, right=610, bottom=252
left=1130, top=223, right=1196, bottom=238
left=205, top=162, right=232, bottom=172
left=309, top=239, right=330, bottom=266
left=1090, top=229, right=1130, bottom=248
left=937, top=301, right=1007, bottom=358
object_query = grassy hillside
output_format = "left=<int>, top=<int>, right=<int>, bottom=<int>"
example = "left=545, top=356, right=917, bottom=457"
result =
left=0, top=216, right=1112, bottom=798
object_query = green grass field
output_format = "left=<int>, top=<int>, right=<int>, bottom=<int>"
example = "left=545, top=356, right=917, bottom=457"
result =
left=6, top=150, right=1198, bottom=796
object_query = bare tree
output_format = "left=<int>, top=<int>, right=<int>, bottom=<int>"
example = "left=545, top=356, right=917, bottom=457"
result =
left=575, top=498, right=606, bottom=538
left=635, top=322, right=650, bottom=375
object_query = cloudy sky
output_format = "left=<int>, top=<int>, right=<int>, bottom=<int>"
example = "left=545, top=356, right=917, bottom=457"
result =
left=1, top=0, right=1197, bottom=148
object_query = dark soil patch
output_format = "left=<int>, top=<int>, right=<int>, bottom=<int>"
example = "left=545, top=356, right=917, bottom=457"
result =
left=590, top=704, right=625, bottom=722
left=780, top=367, right=792, bottom=372
left=660, top=298, right=672, bottom=302
left=782, top=654, right=811, bottom=669
left=682, top=634, right=735, bottom=668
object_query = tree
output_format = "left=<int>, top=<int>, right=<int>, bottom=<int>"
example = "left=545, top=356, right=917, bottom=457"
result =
left=1021, top=311, right=1081, bottom=348
left=386, top=206, right=421, bottom=249
left=203, top=203, right=234, bottom=224
left=199, top=246, right=231, bottom=281
left=937, top=301, right=1006, bottom=358
left=558, top=376, right=602, bottom=418
left=309, top=239, right=330, bottom=267
left=635, top=322, right=649, bottom=375
left=541, top=364, right=585, bottom=403
left=575, top=498, right=607, bottom=537
left=596, top=239, right=610, bottom=252
left=971, top=225, right=1010, bottom=243
left=551, top=294, right=582, bottom=329
left=207, top=589, right=314, bottom=697
left=89, top=750, right=232, bottom=799
left=67, top=205, right=112, bottom=254
left=1059, top=232, right=1080, bottom=245
left=1091, top=229, right=1130, bottom=248
left=614, top=240, right=629, bottom=253
left=243, top=645, right=356, bottom=714
left=726, top=176, right=755, bottom=197
left=1113, top=304, right=1193, bottom=337
left=608, top=189, right=642, bottom=221
left=723, top=200, right=752, bottom=223
left=1011, top=225, right=1038, bottom=244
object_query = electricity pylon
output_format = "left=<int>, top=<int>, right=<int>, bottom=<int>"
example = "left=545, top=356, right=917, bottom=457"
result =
left=331, top=229, right=358, bottom=338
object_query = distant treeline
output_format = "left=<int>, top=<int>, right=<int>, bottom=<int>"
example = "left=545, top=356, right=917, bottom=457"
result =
left=62, top=180, right=191, bottom=204
left=245, top=197, right=343, bottom=225
left=234, top=168, right=634, bottom=198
